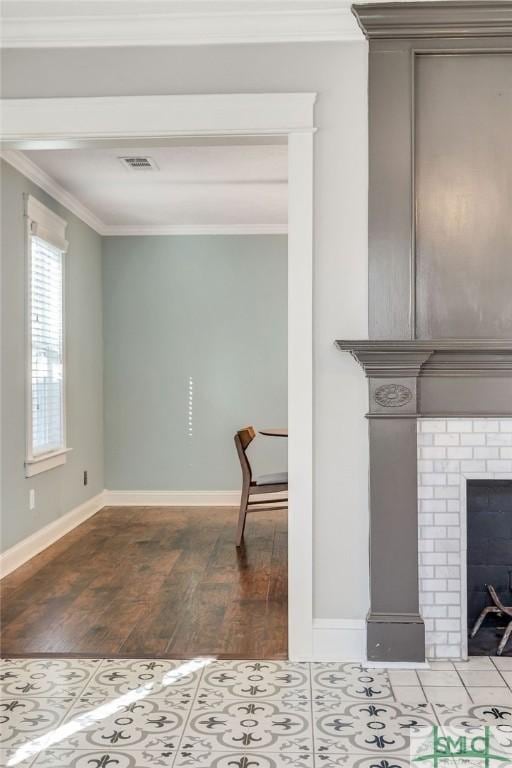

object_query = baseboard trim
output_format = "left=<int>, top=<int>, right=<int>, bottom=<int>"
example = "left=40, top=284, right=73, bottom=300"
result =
left=103, top=490, right=242, bottom=507
left=312, top=618, right=366, bottom=662
left=0, top=492, right=105, bottom=579
left=365, top=660, right=430, bottom=669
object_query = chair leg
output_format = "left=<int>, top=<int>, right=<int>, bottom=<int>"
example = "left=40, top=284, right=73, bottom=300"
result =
left=470, top=606, right=499, bottom=638
left=236, top=484, right=250, bottom=547
left=497, top=620, right=512, bottom=656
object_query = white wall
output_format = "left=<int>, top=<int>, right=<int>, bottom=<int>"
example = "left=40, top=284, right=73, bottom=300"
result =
left=1, top=41, right=370, bottom=622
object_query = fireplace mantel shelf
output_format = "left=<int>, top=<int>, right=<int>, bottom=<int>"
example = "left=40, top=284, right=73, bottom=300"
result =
left=336, top=339, right=512, bottom=378
left=336, top=339, right=512, bottom=352
left=352, top=1, right=512, bottom=40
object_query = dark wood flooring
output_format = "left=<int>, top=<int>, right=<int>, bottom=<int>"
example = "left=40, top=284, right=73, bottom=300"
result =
left=0, top=506, right=287, bottom=659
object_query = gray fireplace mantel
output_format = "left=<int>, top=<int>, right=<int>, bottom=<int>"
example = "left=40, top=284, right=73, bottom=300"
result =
left=343, top=0, right=512, bottom=663
left=336, top=340, right=512, bottom=378
left=337, top=340, right=512, bottom=419
left=352, top=1, right=512, bottom=39
left=337, top=339, right=512, bottom=661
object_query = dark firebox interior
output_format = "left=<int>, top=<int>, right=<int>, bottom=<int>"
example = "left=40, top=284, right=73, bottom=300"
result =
left=467, top=480, right=512, bottom=656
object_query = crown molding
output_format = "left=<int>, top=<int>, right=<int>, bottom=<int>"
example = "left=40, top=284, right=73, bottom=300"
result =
left=1, top=150, right=287, bottom=236
left=1, top=149, right=106, bottom=233
left=352, top=1, right=512, bottom=39
left=104, top=224, right=287, bottom=236
left=1, top=1, right=362, bottom=48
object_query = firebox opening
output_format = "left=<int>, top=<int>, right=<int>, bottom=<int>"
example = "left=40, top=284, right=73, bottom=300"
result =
left=467, top=480, right=512, bottom=657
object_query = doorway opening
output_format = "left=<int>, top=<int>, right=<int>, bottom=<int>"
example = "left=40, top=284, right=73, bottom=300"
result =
left=0, top=92, right=315, bottom=661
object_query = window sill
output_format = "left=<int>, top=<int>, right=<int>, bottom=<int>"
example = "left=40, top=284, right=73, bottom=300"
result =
left=25, top=448, right=72, bottom=477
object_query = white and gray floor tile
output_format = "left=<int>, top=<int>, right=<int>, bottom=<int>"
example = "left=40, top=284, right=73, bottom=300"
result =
left=81, top=659, right=204, bottom=701
left=197, top=661, right=310, bottom=704
left=0, top=659, right=101, bottom=699
left=182, top=698, right=313, bottom=753
left=313, top=701, right=436, bottom=756
left=311, top=664, right=393, bottom=704
left=1, top=656, right=512, bottom=767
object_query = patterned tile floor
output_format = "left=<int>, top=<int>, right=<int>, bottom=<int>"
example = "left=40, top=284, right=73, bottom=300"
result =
left=1, top=657, right=512, bottom=767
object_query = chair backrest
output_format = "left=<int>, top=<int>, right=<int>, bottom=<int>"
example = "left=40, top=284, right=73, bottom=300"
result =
left=234, top=426, right=256, bottom=486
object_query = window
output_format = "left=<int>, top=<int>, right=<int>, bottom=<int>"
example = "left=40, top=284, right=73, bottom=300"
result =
left=25, top=196, right=69, bottom=477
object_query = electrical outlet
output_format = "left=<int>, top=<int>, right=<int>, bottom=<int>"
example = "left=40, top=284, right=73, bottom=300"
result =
left=83, top=470, right=88, bottom=486
left=29, top=489, right=35, bottom=510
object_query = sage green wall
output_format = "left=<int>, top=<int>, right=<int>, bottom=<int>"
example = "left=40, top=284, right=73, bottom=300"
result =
left=1, top=161, right=104, bottom=552
left=0, top=166, right=285, bottom=552
left=102, top=235, right=287, bottom=490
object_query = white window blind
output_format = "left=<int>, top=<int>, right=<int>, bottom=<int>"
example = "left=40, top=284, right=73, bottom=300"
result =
left=25, top=195, right=69, bottom=476
left=30, top=236, right=64, bottom=457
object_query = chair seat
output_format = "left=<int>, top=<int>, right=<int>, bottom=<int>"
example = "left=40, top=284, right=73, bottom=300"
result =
left=255, top=471, right=288, bottom=486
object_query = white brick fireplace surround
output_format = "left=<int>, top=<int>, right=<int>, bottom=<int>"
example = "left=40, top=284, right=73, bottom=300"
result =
left=418, top=418, right=512, bottom=660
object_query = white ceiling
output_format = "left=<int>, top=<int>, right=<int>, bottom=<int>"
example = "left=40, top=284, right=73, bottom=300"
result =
left=21, top=143, right=288, bottom=233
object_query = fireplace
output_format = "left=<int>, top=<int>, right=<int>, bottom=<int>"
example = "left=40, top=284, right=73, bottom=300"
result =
left=417, top=419, right=512, bottom=659
left=337, top=2, right=512, bottom=664
left=336, top=341, right=512, bottom=662
left=467, top=480, right=512, bottom=657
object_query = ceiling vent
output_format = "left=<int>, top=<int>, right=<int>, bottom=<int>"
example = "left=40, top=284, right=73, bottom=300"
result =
left=118, top=156, right=159, bottom=171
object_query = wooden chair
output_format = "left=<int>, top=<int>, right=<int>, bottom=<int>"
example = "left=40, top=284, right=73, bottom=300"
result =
left=470, top=584, right=512, bottom=656
left=234, top=426, right=288, bottom=547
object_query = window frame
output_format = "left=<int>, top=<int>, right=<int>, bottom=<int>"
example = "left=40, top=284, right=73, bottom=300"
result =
left=24, top=194, right=71, bottom=477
